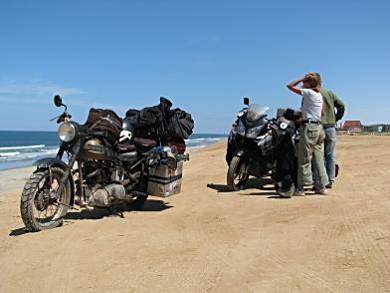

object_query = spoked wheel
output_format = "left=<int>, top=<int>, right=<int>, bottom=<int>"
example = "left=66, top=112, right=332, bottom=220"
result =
left=20, top=167, right=71, bottom=232
left=227, top=156, right=249, bottom=191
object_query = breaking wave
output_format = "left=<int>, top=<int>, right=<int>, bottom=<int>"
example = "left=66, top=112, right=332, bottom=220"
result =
left=0, top=132, right=226, bottom=170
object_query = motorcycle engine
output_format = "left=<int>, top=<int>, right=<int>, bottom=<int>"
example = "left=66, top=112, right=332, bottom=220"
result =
left=88, top=184, right=128, bottom=207
left=82, top=161, right=130, bottom=208
left=110, top=165, right=125, bottom=182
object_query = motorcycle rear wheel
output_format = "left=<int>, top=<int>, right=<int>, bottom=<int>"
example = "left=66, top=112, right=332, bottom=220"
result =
left=20, top=167, right=71, bottom=232
left=227, top=156, right=249, bottom=191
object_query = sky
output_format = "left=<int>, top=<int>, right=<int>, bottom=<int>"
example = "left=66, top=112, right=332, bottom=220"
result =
left=0, top=0, right=389, bottom=133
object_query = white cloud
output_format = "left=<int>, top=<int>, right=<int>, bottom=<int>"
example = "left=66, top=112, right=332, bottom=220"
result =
left=0, top=79, right=88, bottom=108
left=0, top=81, right=86, bottom=96
left=0, top=96, right=51, bottom=104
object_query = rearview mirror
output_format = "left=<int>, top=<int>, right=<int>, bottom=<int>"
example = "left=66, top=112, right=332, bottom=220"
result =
left=243, top=97, right=250, bottom=105
left=54, top=95, right=63, bottom=107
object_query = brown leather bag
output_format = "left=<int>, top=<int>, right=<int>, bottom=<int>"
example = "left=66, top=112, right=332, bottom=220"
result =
left=86, top=108, right=122, bottom=144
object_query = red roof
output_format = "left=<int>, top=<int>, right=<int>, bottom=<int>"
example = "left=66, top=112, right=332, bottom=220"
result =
left=343, top=120, right=362, bottom=129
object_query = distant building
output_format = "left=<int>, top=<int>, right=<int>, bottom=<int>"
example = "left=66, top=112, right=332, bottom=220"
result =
left=342, top=120, right=362, bottom=133
left=362, top=124, right=390, bottom=133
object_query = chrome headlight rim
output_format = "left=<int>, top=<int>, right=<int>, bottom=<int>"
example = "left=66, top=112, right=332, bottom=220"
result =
left=58, top=122, right=77, bottom=143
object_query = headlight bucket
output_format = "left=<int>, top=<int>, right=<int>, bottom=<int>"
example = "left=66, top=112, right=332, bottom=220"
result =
left=58, top=122, right=77, bottom=143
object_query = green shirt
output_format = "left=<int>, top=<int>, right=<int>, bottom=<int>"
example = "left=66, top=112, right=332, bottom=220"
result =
left=320, top=88, right=346, bottom=126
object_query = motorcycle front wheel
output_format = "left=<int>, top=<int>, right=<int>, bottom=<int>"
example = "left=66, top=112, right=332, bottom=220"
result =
left=227, top=156, right=249, bottom=191
left=20, top=167, right=71, bottom=232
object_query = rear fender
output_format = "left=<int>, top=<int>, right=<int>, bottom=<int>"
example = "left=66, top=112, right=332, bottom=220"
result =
left=33, top=158, right=75, bottom=205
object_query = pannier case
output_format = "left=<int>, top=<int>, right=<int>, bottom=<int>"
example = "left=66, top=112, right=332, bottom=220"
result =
left=147, top=161, right=183, bottom=197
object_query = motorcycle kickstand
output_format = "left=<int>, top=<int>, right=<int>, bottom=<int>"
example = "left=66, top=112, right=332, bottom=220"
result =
left=54, top=201, right=79, bottom=210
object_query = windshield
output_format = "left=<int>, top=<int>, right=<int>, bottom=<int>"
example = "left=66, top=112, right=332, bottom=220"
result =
left=246, top=104, right=269, bottom=122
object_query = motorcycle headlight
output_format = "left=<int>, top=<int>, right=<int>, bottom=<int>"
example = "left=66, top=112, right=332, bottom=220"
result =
left=58, top=122, right=77, bottom=142
left=238, top=120, right=246, bottom=136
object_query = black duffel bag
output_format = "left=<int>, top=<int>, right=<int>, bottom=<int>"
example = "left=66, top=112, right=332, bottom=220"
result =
left=125, top=109, right=140, bottom=125
left=138, top=106, right=163, bottom=128
left=126, top=106, right=163, bottom=140
left=167, top=108, right=194, bottom=140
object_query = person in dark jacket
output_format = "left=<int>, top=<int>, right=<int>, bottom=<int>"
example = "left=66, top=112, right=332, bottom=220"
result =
left=309, top=72, right=346, bottom=188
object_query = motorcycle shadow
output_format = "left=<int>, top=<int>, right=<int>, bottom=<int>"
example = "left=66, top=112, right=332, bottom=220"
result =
left=9, top=199, right=172, bottom=236
left=65, top=199, right=173, bottom=220
left=9, top=227, right=28, bottom=236
left=207, top=177, right=277, bottom=196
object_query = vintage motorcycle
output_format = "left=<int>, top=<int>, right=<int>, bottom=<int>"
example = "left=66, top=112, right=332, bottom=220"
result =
left=20, top=95, right=187, bottom=231
left=226, top=97, right=299, bottom=196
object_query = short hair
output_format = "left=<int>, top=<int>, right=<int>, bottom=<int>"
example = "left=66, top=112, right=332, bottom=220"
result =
left=303, top=74, right=320, bottom=88
left=314, top=72, right=322, bottom=86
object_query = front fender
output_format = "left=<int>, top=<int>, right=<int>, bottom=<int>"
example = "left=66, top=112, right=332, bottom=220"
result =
left=33, top=158, right=75, bottom=205
left=34, top=158, right=69, bottom=170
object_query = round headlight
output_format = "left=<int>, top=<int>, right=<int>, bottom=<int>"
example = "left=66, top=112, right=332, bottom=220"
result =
left=58, top=122, right=76, bottom=142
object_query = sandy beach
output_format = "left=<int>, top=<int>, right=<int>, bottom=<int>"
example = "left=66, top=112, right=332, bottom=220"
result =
left=0, top=136, right=389, bottom=292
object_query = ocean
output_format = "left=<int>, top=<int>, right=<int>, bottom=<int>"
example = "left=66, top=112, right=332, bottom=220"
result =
left=0, top=131, right=226, bottom=170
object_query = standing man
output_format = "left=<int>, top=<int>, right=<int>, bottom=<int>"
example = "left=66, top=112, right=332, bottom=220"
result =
left=287, top=74, right=329, bottom=195
left=310, top=72, right=346, bottom=188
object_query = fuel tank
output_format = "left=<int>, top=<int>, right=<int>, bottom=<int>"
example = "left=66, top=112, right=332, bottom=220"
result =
left=79, top=138, right=109, bottom=160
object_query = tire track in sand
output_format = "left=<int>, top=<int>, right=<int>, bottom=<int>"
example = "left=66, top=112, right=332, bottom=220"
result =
left=339, top=203, right=390, bottom=290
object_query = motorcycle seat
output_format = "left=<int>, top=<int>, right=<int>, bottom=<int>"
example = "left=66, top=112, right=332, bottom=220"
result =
left=133, top=137, right=157, bottom=148
left=118, top=151, right=138, bottom=162
left=117, top=142, right=137, bottom=153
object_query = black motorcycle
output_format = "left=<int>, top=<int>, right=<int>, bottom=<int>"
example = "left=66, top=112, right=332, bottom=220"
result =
left=20, top=95, right=187, bottom=231
left=226, top=98, right=299, bottom=196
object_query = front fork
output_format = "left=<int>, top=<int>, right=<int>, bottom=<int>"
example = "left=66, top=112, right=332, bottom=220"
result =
left=52, top=140, right=83, bottom=202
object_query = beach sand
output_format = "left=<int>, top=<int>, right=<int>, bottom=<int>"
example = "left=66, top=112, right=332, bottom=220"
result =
left=0, top=136, right=389, bottom=292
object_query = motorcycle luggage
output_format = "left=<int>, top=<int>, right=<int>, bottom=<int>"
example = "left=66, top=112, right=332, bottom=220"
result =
left=166, top=108, right=194, bottom=139
left=168, top=140, right=186, bottom=154
left=86, top=108, right=122, bottom=144
left=147, top=161, right=183, bottom=197
left=125, top=106, right=163, bottom=141
left=124, top=109, right=140, bottom=126
left=138, top=106, right=164, bottom=128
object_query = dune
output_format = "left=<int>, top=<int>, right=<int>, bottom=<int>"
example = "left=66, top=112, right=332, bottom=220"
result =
left=0, top=136, right=389, bottom=292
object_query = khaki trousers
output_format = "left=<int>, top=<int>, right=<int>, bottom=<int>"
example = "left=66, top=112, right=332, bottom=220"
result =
left=297, top=123, right=329, bottom=189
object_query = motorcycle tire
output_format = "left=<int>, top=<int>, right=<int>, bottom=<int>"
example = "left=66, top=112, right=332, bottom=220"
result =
left=20, top=167, right=71, bottom=232
left=227, top=156, right=249, bottom=191
left=278, top=183, right=295, bottom=198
